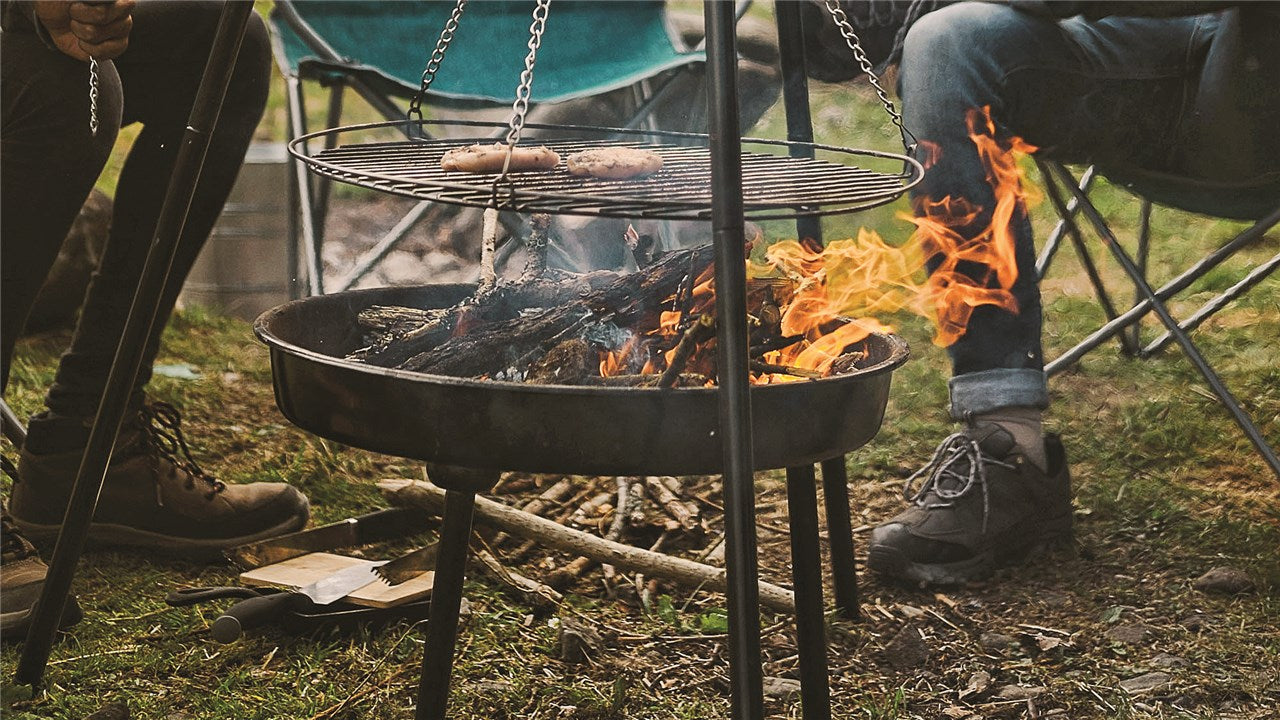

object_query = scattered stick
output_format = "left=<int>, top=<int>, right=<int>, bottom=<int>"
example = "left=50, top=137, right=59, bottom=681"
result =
left=644, top=476, right=700, bottom=533
left=380, top=478, right=796, bottom=613
left=475, top=544, right=562, bottom=608
left=601, top=477, right=633, bottom=581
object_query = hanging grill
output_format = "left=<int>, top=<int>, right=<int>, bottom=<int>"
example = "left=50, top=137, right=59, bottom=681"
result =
left=291, top=120, right=922, bottom=220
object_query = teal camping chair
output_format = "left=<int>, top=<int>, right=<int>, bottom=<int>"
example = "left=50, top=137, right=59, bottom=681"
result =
left=268, top=0, right=761, bottom=295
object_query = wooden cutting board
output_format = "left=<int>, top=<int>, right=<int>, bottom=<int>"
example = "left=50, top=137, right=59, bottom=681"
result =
left=239, top=552, right=434, bottom=608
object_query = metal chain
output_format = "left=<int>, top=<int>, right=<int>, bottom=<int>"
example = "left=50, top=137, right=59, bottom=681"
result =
left=822, top=0, right=917, bottom=153
left=88, top=57, right=100, bottom=136
left=408, top=0, right=468, bottom=124
left=503, top=0, right=551, bottom=148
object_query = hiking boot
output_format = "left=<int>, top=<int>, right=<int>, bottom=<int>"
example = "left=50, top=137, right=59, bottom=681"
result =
left=10, top=402, right=309, bottom=561
left=867, top=423, right=1072, bottom=586
left=2, top=508, right=83, bottom=640
left=801, top=0, right=949, bottom=82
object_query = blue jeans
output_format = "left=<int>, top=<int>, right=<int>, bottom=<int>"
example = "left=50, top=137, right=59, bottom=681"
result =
left=897, top=2, right=1219, bottom=419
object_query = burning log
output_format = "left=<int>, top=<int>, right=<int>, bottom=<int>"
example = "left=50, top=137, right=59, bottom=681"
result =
left=657, top=314, right=716, bottom=388
left=397, top=244, right=714, bottom=377
left=380, top=478, right=796, bottom=613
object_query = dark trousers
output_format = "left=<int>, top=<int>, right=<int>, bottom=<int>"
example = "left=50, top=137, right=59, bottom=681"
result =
left=1, top=2, right=270, bottom=452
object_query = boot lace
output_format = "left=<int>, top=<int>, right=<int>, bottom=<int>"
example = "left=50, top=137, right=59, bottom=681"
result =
left=140, top=401, right=226, bottom=502
left=1, top=510, right=36, bottom=562
left=901, top=432, right=1014, bottom=535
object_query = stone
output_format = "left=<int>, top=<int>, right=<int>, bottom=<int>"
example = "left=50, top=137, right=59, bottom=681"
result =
left=978, top=631, right=1019, bottom=653
left=1192, top=567, right=1255, bottom=595
left=959, top=670, right=992, bottom=699
left=1105, top=622, right=1154, bottom=645
left=83, top=704, right=129, bottom=720
left=762, top=676, right=802, bottom=700
left=995, top=685, right=1047, bottom=701
left=1119, top=671, right=1172, bottom=695
left=557, top=616, right=604, bottom=664
left=1147, top=653, right=1189, bottom=669
left=883, top=623, right=929, bottom=669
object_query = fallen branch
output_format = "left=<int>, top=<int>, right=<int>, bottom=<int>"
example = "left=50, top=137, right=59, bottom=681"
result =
left=380, top=478, right=796, bottom=613
left=644, top=476, right=700, bottom=533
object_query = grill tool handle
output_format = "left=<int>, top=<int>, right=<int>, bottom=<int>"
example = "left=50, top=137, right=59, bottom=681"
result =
left=354, top=506, right=435, bottom=544
left=212, top=591, right=315, bottom=644
left=165, top=586, right=270, bottom=606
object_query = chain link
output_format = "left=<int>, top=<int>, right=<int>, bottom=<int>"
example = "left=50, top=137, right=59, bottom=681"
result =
left=503, top=0, right=551, bottom=148
left=88, top=57, right=100, bottom=136
left=408, top=0, right=468, bottom=125
left=822, top=0, right=916, bottom=154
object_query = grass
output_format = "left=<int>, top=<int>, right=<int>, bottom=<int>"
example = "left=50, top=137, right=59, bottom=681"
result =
left=5, top=6, right=1280, bottom=720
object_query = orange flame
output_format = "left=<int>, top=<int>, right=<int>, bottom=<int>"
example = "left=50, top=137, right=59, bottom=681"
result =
left=597, top=106, right=1035, bottom=381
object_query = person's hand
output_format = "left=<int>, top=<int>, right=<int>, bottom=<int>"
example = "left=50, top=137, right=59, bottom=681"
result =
left=35, top=0, right=136, bottom=62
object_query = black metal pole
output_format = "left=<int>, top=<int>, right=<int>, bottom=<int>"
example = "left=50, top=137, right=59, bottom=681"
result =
left=704, top=3, right=763, bottom=719
left=819, top=458, right=860, bottom=618
left=15, top=1, right=256, bottom=687
left=416, top=488, right=476, bottom=720
left=785, top=465, right=832, bottom=720
left=1046, top=162, right=1280, bottom=480
left=773, top=1, right=861, bottom=620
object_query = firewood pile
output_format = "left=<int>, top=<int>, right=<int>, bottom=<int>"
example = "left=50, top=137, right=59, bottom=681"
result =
left=350, top=215, right=873, bottom=386
left=381, top=471, right=799, bottom=614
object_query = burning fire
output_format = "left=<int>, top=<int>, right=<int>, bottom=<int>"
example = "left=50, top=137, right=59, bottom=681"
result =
left=598, top=106, right=1036, bottom=384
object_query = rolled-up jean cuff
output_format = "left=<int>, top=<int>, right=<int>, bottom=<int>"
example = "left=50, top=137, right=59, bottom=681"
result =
left=948, top=368, right=1049, bottom=419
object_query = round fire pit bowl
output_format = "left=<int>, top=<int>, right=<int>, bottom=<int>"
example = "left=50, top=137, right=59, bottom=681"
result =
left=255, top=284, right=909, bottom=477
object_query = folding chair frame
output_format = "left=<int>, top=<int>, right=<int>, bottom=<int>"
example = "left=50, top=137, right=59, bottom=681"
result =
left=1034, top=159, right=1280, bottom=478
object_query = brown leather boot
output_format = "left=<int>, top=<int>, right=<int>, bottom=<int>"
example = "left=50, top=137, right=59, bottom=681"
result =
left=867, top=423, right=1073, bottom=586
left=10, top=402, right=309, bottom=561
left=1, top=508, right=82, bottom=639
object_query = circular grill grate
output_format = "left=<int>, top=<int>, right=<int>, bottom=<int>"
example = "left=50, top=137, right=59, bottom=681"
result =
left=291, top=120, right=923, bottom=221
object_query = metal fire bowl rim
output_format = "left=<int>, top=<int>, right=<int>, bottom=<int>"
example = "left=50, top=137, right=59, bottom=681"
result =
left=253, top=284, right=911, bottom=395
left=287, top=118, right=924, bottom=221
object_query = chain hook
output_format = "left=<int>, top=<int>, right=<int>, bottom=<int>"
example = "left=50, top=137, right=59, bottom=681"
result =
left=407, top=0, right=469, bottom=134
left=821, top=0, right=918, bottom=158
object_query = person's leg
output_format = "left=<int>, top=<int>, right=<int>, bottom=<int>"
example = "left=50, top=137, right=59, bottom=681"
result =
left=0, top=27, right=119, bottom=639
left=867, top=2, right=1216, bottom=584
left=1, top=31, right=121, bottom=393
left=12, top=4, right=309, bottom=558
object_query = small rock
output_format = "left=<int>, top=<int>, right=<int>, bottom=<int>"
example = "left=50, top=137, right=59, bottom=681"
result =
left=1119, top=671, right=1172, bottom=695
left=1039, top=590, right=1071, bottom=608
left=959, top=670, right=992, bottom=699
left=978, top=631, right=1019, bottom=653
left=883, top=623, right=929, bottom=669
left=1192, top=567, right=1255, bottom=595
left=557, top=616, right=604, bottom=664
left=83, top=704, right=129, bottom=720
left=1105, top=622, right=1154, bottom=645
left=995, top=684, right=1046, bottom=701
left=1147, top=653, right=1188, bottom=669
left=762, top=676, right=801, bottom=699
left=1180, top=612, right=1210, bottom=632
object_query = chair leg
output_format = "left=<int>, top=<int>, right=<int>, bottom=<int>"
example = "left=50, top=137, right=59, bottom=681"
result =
left=1127, top=200, right=1153, bottom=353
left=1046, top=163, right=1280, bottom=480
left=786, top=465, right=832, bottom=720
left=285, top=73, right=324, bottom=295
left=1142, top=248, right=1280, bottom=356
left=416, top=488, right=477, bottom=720
left=1, top=398, right=26, bottom=448
left=1035, top=166, right=1097, bottom=279
left=1036, top=160, right=1138, bottom=355
left=1045, top=206, right=1279, bottom=375
left=819, top=457, right=859, bottom=620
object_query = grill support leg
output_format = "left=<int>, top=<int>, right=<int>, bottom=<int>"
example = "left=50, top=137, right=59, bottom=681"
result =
left=786, top=465, right=833, bottom=720
left=416, top=486, right=477, bottom=720
left=820, top=458, right=859, bottom=619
